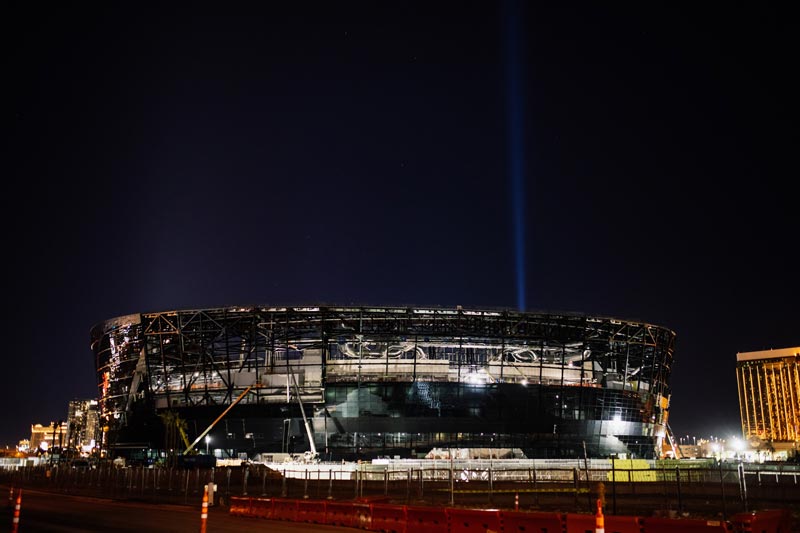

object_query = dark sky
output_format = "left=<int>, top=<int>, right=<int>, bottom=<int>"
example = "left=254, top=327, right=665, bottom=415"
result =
left=5, top=2, right=797, bottom=448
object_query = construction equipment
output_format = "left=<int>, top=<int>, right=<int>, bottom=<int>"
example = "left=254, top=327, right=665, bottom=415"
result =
left=184, top=384, right=258, bottom=455
left=288, top=371, right=320, bottom=463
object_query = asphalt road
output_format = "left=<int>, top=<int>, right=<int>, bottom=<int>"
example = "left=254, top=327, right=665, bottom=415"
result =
left=0, top=486, right=352, bottom=533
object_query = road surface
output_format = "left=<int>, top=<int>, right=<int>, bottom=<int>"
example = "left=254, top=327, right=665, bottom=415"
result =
left=1, top=486, right=351, bottom=533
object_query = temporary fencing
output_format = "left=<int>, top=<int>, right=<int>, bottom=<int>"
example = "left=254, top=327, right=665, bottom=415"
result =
left=227, top=496, right=793, bottom=533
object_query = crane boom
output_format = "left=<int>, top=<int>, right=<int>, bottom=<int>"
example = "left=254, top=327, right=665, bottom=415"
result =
left=184, top=384, right=256, bottom=455
left=289, top=370, right=317, bottom=456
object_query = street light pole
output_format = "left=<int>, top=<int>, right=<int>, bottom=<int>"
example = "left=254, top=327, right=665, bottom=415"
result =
left=205, top=435, right=211, bottom=455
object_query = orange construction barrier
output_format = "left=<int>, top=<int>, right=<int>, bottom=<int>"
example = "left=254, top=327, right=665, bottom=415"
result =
left=447, top=508, right=502, bottom=533
left=325, top=501, right=360, bottom=528
left=731, top=509, right=792, bottom=533
left=250, top=497, right=273, bottom=519
left=199, top=485, right=208, bottom=533
left=566, top=512, right=644, bottom=533
left=297, top=499, right=327, bottom=524
left=10, top=488, right=21, bottom=533
left=368, top=503, right=407, bottom=533
left=501, top=510, right=566, bottom=533
left=355, top=502, right=372, bottom=530
left=406, top=505, right=449, bottom=533
left=228, top=496, right=252, bottom=516
left=272, top=498, right=299, bottom=521
left=641, top=516, right=733, bottom=533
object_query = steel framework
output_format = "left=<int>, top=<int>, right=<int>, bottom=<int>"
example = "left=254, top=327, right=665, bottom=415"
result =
left=91, top=305, right=676, bottom=460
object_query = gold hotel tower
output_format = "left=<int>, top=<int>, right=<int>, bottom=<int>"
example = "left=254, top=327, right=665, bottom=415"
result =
left=736, top=346, right=800, bottom=443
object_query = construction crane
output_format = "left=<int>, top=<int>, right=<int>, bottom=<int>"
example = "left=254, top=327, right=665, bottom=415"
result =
left=288, top=369, right=319, bottom=463
left=665, top=421, right=682, bottom=459
left=184, top=384, right=258, bottom=455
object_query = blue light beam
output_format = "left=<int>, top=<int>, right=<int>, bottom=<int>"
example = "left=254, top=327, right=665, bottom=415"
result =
left=504, top=0, right=526, bottom=312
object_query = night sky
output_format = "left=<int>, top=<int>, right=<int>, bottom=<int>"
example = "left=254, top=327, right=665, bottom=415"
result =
left=6, top=2, right=797, bottom=449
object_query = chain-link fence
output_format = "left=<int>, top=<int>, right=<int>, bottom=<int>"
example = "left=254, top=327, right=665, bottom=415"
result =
left=3, top=460, right=799, bottom=519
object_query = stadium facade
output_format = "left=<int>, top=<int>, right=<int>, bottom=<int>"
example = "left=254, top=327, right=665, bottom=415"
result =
left=91, top=305, right=676, bottom=460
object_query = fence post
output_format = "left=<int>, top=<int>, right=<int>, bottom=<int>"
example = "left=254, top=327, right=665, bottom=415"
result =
left=243, top=466, right=249, bottom=496
left=675, top=466, right=682, bottom=515
left=718, top=461, right=727, bottom=521
left=573, top=468, right=579, bottom=506
left=611, top=458, right=617, bottom=515
left=489, top=464, right=494, bottom=505
left=449, top=461, right=455, bottom=506
left=738, top=462, right=748, bottom=513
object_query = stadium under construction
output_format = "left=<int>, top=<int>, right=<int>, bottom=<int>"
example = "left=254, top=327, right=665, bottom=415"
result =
left=91, top=305, right=676, bottom=462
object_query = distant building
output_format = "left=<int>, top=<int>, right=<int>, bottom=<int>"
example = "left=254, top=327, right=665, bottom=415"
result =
left=30, top=422, right=68, bottom=452
left=66, top=399, right=101, bottom=453
left=736, top=347, right=800, bottom=457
